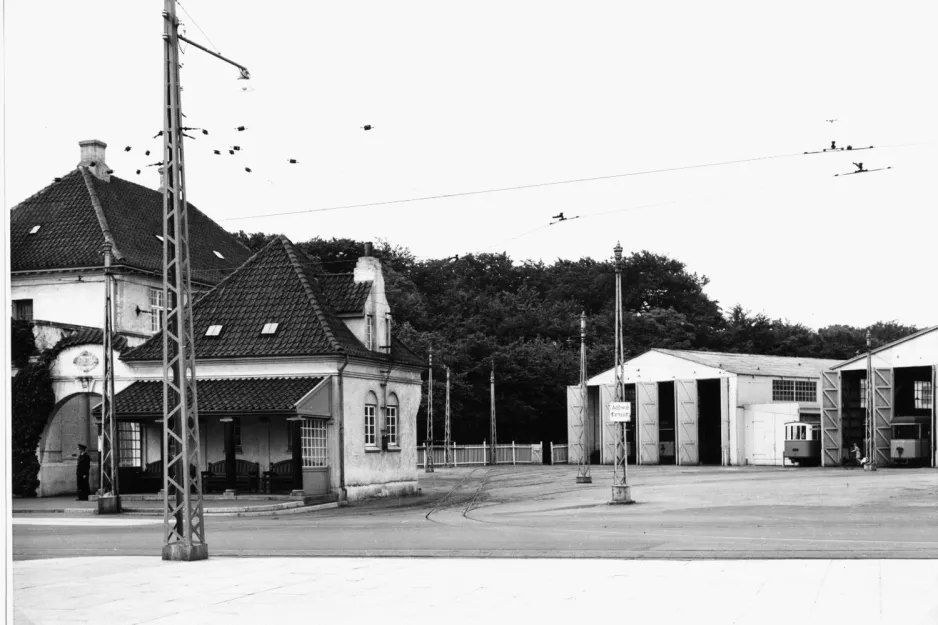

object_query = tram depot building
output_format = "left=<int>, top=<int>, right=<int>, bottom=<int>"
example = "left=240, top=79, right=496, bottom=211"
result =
left=10, top=140, right=425, bottom=501
left=568, top=342, right=937, bottom=469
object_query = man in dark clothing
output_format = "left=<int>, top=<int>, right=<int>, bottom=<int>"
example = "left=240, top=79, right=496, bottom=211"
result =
left=76, top=444, right=91, bottom=501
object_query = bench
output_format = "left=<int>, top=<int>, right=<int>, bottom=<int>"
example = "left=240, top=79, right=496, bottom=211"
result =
left=201, top=459, right=260, bottom=494
left=264, top=459, right=298, bottom=494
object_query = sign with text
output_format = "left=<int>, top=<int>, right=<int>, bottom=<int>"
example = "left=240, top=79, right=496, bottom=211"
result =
left=608, top=402, right=632, bottom=422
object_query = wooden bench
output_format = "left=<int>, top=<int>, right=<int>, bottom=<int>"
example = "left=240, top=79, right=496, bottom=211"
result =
left=201, top=459, right=260, bottom=494
left=264, top=459, right=298, bottom=494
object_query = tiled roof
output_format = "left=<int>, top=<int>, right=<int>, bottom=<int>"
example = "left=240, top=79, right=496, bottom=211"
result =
left=319, top=273, right=372, bottom=314
left=10, top=168, right=251, bottom=285
left=653, top=349, right=839, bottom=378
left=96, top=377, right=325, bottom=416
left=52, top=327, right=132, bottom=355
left=124, top=236, right=380, bottom=361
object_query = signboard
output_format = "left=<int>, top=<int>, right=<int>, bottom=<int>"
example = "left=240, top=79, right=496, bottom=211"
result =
left=609, top=402, right=632, bottom=422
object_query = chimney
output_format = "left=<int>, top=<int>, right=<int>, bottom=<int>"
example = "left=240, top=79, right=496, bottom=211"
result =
left=78, top=139, right=110, bottom=182
left=363, top=241, right=373, bottom=257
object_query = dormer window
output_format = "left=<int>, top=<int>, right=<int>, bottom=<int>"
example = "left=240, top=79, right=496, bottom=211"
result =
left=261, top=323, right=279, bottom=335
left=213, top=250, right=225, bottom=259
left=155, top=234, right=164, bottom=243
left=205, top=324, right=223, bottom=337
left=29, top=225, right=41, bottom=235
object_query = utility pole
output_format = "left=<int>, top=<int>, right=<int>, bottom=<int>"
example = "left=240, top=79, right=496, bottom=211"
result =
left=98, top=241, right=121, bottom=514
left=426, top=352, right=434, bottom=473
left=611, top=242, right=633, bottom=503
left=444, top=366, right=451, bottom=467
left=160, top=0, right=248, bottom=561
left=575, top=311, right=592, bottom=483
left=865, top=330, right=876, bottom=472
left=490, top=361, right=497, bottom=466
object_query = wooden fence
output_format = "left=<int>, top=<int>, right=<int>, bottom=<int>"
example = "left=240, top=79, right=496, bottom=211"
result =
left=418, top=442, right=543, bottom=467
left=550, top=443, right=569, bottom=464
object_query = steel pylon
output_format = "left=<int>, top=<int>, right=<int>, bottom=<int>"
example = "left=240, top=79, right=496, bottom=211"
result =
left=444, top=366, right=451, bottom=467
left=611, top=242, right=632, bottom=503
left=161, top=0, right=207, bottom=560
left=426, top=353, right=434, bottom=472
left=98, top=241, right=121, bottom=513
left=574, top=311, right=592, bottom=483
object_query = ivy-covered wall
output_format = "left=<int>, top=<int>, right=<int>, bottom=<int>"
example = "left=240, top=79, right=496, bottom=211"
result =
left=11, top=319, right=56, bottom=497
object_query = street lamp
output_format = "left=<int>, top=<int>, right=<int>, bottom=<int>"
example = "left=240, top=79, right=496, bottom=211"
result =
left=611, top=242, right=633, bottom=504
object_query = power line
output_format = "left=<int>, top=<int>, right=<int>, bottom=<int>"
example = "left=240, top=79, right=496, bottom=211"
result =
left=176, top=1, right=220, bottom=54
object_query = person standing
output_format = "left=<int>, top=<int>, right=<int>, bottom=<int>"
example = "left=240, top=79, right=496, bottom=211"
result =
left=76, top=444, right=91, bottom=501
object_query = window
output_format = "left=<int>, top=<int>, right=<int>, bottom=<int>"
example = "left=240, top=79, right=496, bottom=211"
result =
left=914, top=381, right=933, bottom=410
left=772, top=379, right=817, bottom=402
left=301, top=419, right=328, bottom=468
left=365, top=314, right=375, bottom=350
left=386, top=395, right=399, bottom=447
left=149, top=287, right=164, bottom=332
left=117, top=422, right=142, bottom=468
left=384, top=314, right=392, bottom=351
left=213, top=250, right=225, bottom=259
left=205, top=324, right=223, bottom=337
left=234, top=417, right=242, bottom=453
left=29, top=225, right=41, bottom=235
left=860, top=378, right=868, bottom=408
left=12, top=299, right=33, bottom=321
left=364, top=396, right=377, bottom=447
left=261, top=323, right=279, bottom=335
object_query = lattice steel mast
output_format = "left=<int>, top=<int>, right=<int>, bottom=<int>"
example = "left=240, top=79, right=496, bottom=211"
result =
left=160, top=0, right=249, bottom=560
left=490, top=361, right=497, bottom=465
left=865, top=330, right=877, bottom=471
left=98, top=241, right=121, bottom=513
left=444, top=365, right=451, bottom=467
left=611, top=242, right=633, bottom=503
left=426, top=352, right=434, bottom=472
left=575, top=311, right=592, bottom=483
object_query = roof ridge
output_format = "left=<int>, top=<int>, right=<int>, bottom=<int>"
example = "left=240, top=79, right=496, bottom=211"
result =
left=832, top=324, right=938, bottom=368
left=279, top=235, right=345, bottom=353
left=655, top=347, right=837, bottom=361
left=79, top=166, right=123, bottom=259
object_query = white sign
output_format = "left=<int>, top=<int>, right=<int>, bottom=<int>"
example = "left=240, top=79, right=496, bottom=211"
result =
left=609, top=402, right=631, bottom=422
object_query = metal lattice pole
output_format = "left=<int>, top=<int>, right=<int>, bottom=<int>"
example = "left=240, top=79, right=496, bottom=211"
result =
left=98, top=242, right=121, bottom=513
left=865, top=330, right=877, bottom=471
left=426, top=353, right=434, bottom=473
left=575, top=311, right=592, bottom=483
left=444, top=366, right=451, bottom=467
left=490, top=362, right=497, bottom=466
left=611, top=242, right=633, bottom=503
left=161, top=0, right=207, bottom=560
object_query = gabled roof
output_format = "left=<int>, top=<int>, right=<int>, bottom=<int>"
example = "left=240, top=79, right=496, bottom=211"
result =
left=319, top=273, right=372, bottom=314
left=52, top=327, right=132, bottom=355
left=122, top=235, right=424, bottom=367
left=653, top=349, right=839, bottom=378
left=95, top=377, right=326, bottom=416
left=831, top=325, right=938, bottom=370
left=10, top=168, right=251, bottom=285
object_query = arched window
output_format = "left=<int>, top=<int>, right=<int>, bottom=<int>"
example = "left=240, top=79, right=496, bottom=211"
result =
left=365, top=391, right=378, bottom=448
left=386, top=393, right=400, bottom=447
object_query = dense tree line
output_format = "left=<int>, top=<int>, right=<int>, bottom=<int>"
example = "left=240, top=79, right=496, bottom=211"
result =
left=235, top=231, right=918, bottom=447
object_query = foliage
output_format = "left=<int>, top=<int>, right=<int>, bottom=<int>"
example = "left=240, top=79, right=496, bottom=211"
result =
left=11, top=350, right=56, bottom=497
left=11, top=318, right=35, bottom=369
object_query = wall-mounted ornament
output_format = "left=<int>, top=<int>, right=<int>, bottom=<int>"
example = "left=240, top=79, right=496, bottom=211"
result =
left=74, top=351, right=100, bottom=373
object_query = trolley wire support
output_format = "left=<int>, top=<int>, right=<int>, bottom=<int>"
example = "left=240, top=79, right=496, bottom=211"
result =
left=574, top=312, right=592, bottom=484
left=160, top=0, right=250, bottom=561
left=490, top=362, right=497, bottom=466
left=98, top=241, right=121, bottom=514
left=864, top=331, right=877, bottom=472
left=444, top=366, right=452, bottom=468
left=425, top=353, right=434, bottom=473
left=610, top=242, right=633, bottom=504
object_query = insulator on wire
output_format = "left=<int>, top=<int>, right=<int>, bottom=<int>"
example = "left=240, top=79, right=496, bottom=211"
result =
left=214, top=150, right=221, bottom=155
left=136, top=169, right=141, bottom=175
left=153, top=131, right=163, bottom=139
left=245, top=167, right=252, bottom=173
left=202, top=129, right=209, bottom=135
left=229, top=149, right=235, bottom=155
left=233, top=146, right=241, bottom=151
left=145, top=150, right=151, bottom=156
left=289, top=159, right=298, bottom=164
left=124, top=146, right=132, bottom=152
left=362, top=125, right=373, bottom=131
left=236, top=126, right=246, bottom=131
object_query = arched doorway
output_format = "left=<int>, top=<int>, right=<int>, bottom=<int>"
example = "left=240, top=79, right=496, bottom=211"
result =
left=37, top=393, right=101, bottom=497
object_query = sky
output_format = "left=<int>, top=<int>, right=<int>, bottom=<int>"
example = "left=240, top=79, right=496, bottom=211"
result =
left=5, top=1, right=937, bottom=330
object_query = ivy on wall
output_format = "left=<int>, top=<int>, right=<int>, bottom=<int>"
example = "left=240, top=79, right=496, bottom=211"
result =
left=10, top=319, right=55, bottom=497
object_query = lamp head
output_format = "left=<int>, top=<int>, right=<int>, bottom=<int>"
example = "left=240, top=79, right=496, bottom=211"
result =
left=613, top=242, right=623, bottom=263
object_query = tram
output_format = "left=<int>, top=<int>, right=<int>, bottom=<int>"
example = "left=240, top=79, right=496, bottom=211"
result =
left=890, top=415, right=932, bottom=467
left=783, top=420, right=821, bottom=466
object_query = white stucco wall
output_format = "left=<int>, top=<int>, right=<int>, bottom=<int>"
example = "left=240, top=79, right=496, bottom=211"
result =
left=13, top=273, right=106, bottom=329
left=587, top=351, right=728, bottom=385
left=834, top=329, right=938, bottom=371
left=115, top=276, right=163, bottom=336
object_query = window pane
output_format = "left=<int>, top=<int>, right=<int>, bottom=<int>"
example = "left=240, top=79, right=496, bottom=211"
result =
left=301, top=419, right=327, bottom=468
left=365, top=404, right=376, bottom=446
left=387, top=406, right=398, bottom=445
left=118, top=422, right=141, bottom=467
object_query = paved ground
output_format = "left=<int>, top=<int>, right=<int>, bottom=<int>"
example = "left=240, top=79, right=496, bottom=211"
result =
left=11, top=465, right=938, bottom=623
left=13, top=465, right=938, bottom=559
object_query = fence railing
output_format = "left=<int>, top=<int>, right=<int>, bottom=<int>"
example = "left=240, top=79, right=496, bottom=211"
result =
left=551, top=443, right=569, bottom=464
left=418, top=442, right=544, bottom=467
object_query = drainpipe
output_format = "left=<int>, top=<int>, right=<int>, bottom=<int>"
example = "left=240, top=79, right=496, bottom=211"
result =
left=337, top=354, right=350, bottom=501
left=381, top=364, right=394, bottom=448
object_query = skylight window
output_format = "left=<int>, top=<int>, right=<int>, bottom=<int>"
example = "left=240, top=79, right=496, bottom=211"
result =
left=29, top=225, right=41, bottom=235
left=213, top=250, right=225, bottom=259
left=205, top=324, right=223, bottom=337
left=155, top=234, right=164, bottom=242
left=261, top=323, right=279, bottom=335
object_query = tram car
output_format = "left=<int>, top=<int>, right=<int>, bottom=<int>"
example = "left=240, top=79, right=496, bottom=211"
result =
left=783, top=420, right=820, bottom=466
left=890, top=415, right=932, bottom=467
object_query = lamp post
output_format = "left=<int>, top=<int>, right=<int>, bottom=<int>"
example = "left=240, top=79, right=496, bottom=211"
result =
left=611, top=242, right=633, bottom=503
left=575, top=311, right=591, bottom=483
